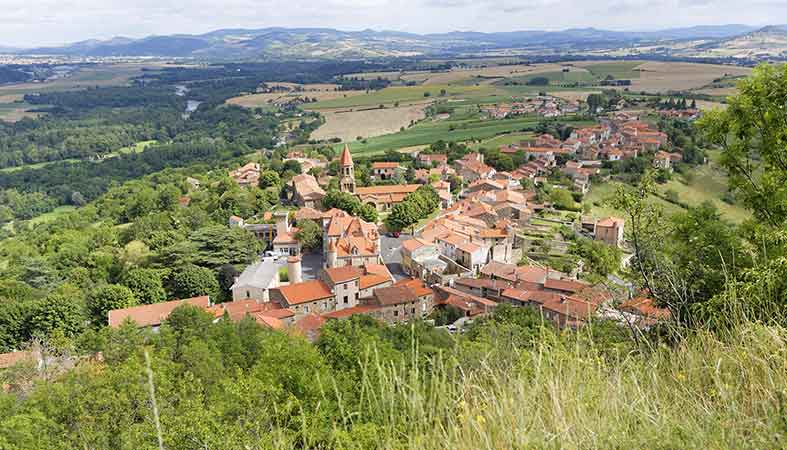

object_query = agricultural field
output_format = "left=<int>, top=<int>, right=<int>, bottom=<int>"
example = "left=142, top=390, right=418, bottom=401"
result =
left=226, top=84, right=366, bottom=108
left=622, top=61, right=751, bottom=92
left=333, top=115, right=595, bottom=156
left=469, top=132, right=535, bottom=150
left=310, top=103, right=428, bottom=142
left=0, top=101, right=41, bottom=122
left=0, top=63, right=156, bottom=97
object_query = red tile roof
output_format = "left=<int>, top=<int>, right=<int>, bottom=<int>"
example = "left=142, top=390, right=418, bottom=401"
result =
left=108, top=296, right=211, bottom=328
left=323, top=304, right=380, bottom=319
left=274, top=280, right=333, bottom=306
left=340, top=144, right=353, bottom=166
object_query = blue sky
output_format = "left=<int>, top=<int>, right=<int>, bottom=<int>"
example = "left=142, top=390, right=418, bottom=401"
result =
left=2, top=0, right=785, bottom=47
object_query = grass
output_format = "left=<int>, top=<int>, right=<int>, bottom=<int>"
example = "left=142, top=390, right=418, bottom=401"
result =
left=309, top=85, right=496, bottom=110
left=337, top=116, right=596, bottom=156
left=327, top=320, right=787, bottom=449
left=27, top=206, right=77, bottom=225
left=586, top=153, right=750, bottom=223
left=469, top=132, right=534, bottom=150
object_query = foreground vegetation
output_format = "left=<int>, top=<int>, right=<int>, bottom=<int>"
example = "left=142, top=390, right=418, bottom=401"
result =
left=0, top=306, right=784, bottom=449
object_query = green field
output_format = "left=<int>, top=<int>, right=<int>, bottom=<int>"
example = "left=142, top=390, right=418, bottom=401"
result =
left=310, top=85, right=495, bottom=109
left=585, top=152, right=750, bottom=223
left=337, top=116, right=596, bottom=156
left=28, top=206, right=77, bottom=225
left=469, top=132, right=535, bottom=150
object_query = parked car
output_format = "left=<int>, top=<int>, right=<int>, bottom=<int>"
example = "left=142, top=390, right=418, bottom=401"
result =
left=387, top=231, right=401, bottom=238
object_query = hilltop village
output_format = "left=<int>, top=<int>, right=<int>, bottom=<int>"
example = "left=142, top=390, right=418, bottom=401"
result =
left=99, top=111, right=681, bottom=340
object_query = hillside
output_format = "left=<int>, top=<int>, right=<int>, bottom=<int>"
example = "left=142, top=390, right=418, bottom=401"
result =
left=10, top=25, right=768, bottom=60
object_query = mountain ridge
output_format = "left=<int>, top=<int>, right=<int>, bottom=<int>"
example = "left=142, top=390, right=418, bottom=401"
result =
left=7, top=24, right=775, bottom=60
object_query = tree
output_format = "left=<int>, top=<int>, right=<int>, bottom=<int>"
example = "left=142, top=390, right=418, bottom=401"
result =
left=88, top=284, right=137, bottom=325
left=295, top=219, right=322, bottom=251
left=258, top=170, right=281, bottom=189
left=170, top=265, right=220, bottom=300
left=28, top=294, right=87, bottom=338
left=120, top=268, right=167, bottom=305
left=569, top=237, right=621, bottom=277
left=700, top=64, right=787, bottom=226
left=282, top=160, right=303, bottom=174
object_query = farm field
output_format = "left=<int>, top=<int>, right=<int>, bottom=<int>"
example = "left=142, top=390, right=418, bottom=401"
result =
left=0, top=101, right=41, bottom=122
left=469, top=132, right=535, bottom=150
left=0, top=63, right=156, bottom=97
left=309, top=103, right=428, bottom=141
left=308, top=84, right=500, bottom=109
left=227, top=85, right=366, bottom=108
left=334, top=115, right=596, bottom=156
left=623, top=61, right=751, bottom=92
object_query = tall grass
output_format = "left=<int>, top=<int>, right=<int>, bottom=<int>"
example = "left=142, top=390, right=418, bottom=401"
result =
left=332, top=322, right=787, bottom=449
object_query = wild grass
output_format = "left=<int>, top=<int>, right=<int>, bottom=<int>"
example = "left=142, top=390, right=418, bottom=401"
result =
left=329, top=321, right=787, bottom=449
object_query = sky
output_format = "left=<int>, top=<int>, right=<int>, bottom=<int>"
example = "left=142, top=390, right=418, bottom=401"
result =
left=2, top=0, right=786, bottom=47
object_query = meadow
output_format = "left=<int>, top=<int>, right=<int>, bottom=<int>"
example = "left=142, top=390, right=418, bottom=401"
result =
left=333, top=115, right=596, bottom=156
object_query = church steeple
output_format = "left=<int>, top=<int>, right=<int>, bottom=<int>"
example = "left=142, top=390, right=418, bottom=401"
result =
left=339, top=144, right=356, bottom=193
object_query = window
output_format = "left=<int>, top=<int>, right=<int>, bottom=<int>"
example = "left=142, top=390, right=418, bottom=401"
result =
left=393, top=310, right=398, bottom=317
left=343, top=295, right=348, bottom=304
left=412, top=308, right=416, bottom=314
left=246, top=291, right=250, bottom=298
left=304, top=305, right=310, bottom=313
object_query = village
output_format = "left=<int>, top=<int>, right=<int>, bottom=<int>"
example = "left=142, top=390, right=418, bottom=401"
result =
left=99, top=109, right=681, bottom=341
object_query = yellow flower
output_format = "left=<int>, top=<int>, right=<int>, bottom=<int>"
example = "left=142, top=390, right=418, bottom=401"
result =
left=476, top=415, right=486, bottom=425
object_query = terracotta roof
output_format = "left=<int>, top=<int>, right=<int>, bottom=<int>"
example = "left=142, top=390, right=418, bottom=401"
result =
left=394, top=278, right=433, bottom=298
left=208, top=299, right=282, bottom=321
left=323, top=304, right=380, bottom=319
left=274, top=280, right=333, bottom=306
left=455, top=277, right=512, bottom=291
left=544, top=278, right=589, bottom=293
left=401, top=238, right=427, bottom=253
left=291, top=173, right=326, bottom=199
left=539, top=295, right=598, bottom=322
left=324, top=266, right=363, bottom=284
left=373, top=285, right=419, bottom=306
left=340, top=144, right=353, bottom=166
left=294, top=207, right=325, bottom=221
left=372, top=162, right=401, bottom=169
left=0, top=351, right=34, bottom=369
left=619, top=297, right=671, bottom=319
left=293, top=313, right=327, bottom=339
left=360, top=264, right=393, bottom=289
left=355, top=184, right=421, bottom=196
left=108, top=296, right=211, bottom=328
left=254, top=314, right=285, bottom=330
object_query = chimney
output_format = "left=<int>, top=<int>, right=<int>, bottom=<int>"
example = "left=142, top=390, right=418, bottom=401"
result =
left=287, top=256, right=303, bottom=284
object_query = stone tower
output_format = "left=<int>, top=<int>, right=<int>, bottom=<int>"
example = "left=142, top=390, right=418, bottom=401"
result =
left=339, top=144, right=356, bottom=193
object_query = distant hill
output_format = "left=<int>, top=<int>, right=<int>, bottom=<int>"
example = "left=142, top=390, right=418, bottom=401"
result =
left=663, top=25, right=787, bottom=60
left=5, top=24, right=777, bottom=60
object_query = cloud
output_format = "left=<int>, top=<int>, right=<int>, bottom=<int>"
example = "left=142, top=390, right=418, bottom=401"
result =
left=0, top=0, right=781, bottom=47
